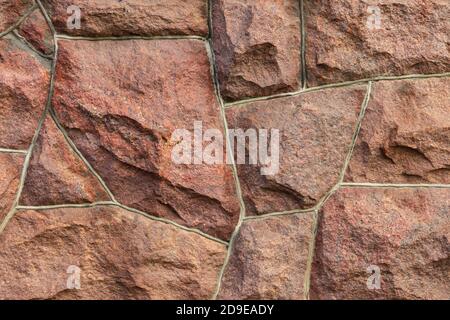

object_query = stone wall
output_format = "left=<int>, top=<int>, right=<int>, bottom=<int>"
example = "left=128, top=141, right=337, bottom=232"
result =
left=0, top=0, right=448, bottom=300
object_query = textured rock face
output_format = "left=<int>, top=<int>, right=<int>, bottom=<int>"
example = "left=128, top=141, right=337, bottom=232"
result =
left=0, top=0, right=34, bottom=34
left=0, top=36, right=50, bottom=150
left=219, top=213, right=315, bottom=299
left=0, top=153, right=24, bottom=221
left=346, top=78, right=450, bottom=184
left=311, top=188, right=450, bottom=300
left=212, top=0, right=301, bottom=101
left=0, top=206, right=227, bottom=300
left=41, top=0, right=208, bottom=37
left=226, top=85, right=366, bottom=215
left=52, top=39, right=240, bottom=240
left=20, top=116, right=110, bottom=206
left=305, top=0, right=450, bottom=86
left=18, top=8, right=54, bottom=56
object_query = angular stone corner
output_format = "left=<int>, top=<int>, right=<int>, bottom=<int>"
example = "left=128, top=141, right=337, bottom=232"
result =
left=18, top=8, right=54, bottom=56
left=0, top=206, right=227, bottom=299
left=226, top=85, right=367, bottom=215
left=212, top=0, right=301, bottom=101
left=0, top=0, right=34, bottom=34
left=345, top=77, right=450, bottom=184
left=218, top=212, right=315, bottom=299
left=20, top=116, right=110, bottom=206
left=0, top=36, right=50, bottom=150
left=305, top=0, right=450, bottom=86
left=311, top=187, right=450, bottom=300
left=41, top=0, right=208, bottom=37
left=0, top=153, right=24, bottom=221
left=52, top=39, right=240, bottom=240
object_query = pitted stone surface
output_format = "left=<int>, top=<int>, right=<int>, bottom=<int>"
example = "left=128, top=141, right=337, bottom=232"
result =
left=311, top=188, right=450, bottom=300
left=212, top=0, right=301, bottom=101
left=218, top=213, right=315, bottom=299
left=20, top=116, right=110, bottom=206
left=305, top=0, right=450, bottom=86
left=0, top=206, right=227, bottom=300
left=41, top=0, right=208, bottom=37
left=226, top=85, right=366, bottom=215
left=0, top=36, right=50, bottom=150
left=52, top=39, right=240, bottom=240
left=345, top=78, right=450, bottom=184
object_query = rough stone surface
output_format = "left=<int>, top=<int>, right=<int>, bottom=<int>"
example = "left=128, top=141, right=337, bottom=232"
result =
left=18, top=8, right=54, bottom=56
left=0, top=36, right=50, bottom=150
left=0, top=0, right=34, bottom=34
left=20, top=116, right=110, bottom=206
left=305, top=0, right=450, bottom=86
left=346, top=78, right=450, bottom=184
left=212, top=0, right=301, bottom=101
left=0, top=206, right=227, bottom=300
left=226, top=85, right=366, bottom=215
left=41, top=0, right=208, bottom=37
left=52, top=39, right=240, bottom=240
left=0, top=153, right=24, bottom=221
left=311, top=188, right=450, bottom=300
left=219, top=213, right=315, bottom=299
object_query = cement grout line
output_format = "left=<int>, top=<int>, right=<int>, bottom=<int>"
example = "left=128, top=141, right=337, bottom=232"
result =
left=48, top=109, right=118, bottom=202
left=300, top=0, right=307, bottom=89
left=55, top=34, right=207, bottom=41
left=15, top=202, right=228, bottom=246
left=224, top=71, right=450, bottom=108
left=206, top=0, right=247, bottom=299
left=341, top=183, right=450, bottom=189
left=0, top=1, right=58, bottom=236
left=243, top=208, right=315, bottom=221
left=12, top=30, right=53, bottom=60
left=0, top=2, right=37, bottom=38
left=0, top=148, right=28, bottom=155
left=338, top=82, right=373, bottom=184
left=303, top=209, right=319, bottom=300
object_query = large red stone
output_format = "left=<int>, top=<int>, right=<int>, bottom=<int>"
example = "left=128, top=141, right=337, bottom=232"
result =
left=226, top=85, right=366, bottom=215
left=0, top=153, right=24, bottom=221
left=0, top=206, right=227, bottom=299
left=218, top=212, right=315, bottom=299
left=41, top=0, right=208, bottom=36
left=311, top=187, right=450, bottom=300
left=305, top=0, right=450, bottom=86
left=345, top=78, right=450, bottom=184
left=20, top=116, right=110, bottom=206
left=212, top=0, right=301, bottom=101
left=0, top=36, right=50, bottom=150
left=52, top=39, right=240, bottom=240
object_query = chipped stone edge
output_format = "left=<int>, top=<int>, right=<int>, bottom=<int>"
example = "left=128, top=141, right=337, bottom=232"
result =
left=15, top=202, right=228, bottom=246
left=225, top=72, right=450, bottom=109
left=0, top=1, right=37, bottom=38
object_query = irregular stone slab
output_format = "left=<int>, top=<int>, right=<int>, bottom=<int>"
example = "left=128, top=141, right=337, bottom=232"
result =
left=0, top=0, right=34, bottom=34
left=0, top=36, right=50, bottom=149
left=226, top=85, right=366, bottom=215
left=0, top=206, right=227, bottom=300
left=20, top=116, right=110, bottom=206
left=346, top=78, right=450, bottom=184
left=212, top=0, right=301, bottom=101
left=0, top=153, right=24, bottom=221
left=311, top=188, right=450, bottom=300
left=18, top=8, right=54, bottom=56
left=218, top=212, right=315, bottom=299
left=41, top=0, right=208, bottom=37
left=305, top=0, right=450, bottom=86
left=52, top=39, right=240, bottom=240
